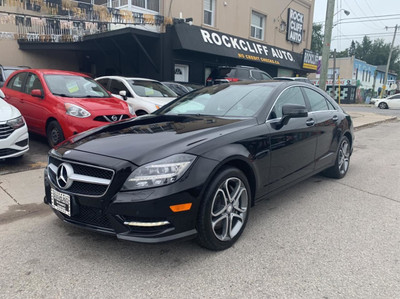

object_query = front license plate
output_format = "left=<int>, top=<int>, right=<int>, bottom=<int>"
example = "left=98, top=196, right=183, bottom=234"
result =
left=51, top=188, right=71, bottom=217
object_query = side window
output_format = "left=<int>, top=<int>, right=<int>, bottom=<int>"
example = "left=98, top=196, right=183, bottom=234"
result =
left=303, top=88, right=329, bottom=111
left=25, top=73, right=43, bottom=94
left=7, top=72, right=27, bottom=92
left=269, top=87, right=306, bottom=119
left=97, top=79, right=109, bottom=89
left=251, top=71, right=262, bottom=80
left=235, top=69, right=249, bottom=80
left=109, top=80, right=131, bottom=97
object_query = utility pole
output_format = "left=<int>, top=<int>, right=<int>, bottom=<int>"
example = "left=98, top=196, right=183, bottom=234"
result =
left=380, top=24, right=398, bottom=98
left=319, top=0, right=335, bottom=92
left=332, top=48, right=336, bottom=99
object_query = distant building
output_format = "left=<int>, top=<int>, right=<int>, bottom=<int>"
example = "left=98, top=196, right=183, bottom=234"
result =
left=309, top=56, right=397, bottom=94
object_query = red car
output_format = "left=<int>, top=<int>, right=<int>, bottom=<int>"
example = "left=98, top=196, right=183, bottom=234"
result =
left=1, top=69, right=135, bottom=146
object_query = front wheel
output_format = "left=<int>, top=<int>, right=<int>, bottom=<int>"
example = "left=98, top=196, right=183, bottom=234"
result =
left=196, top=167, right=250, bottom=251
left=323, top=136, right=351, bottom=179
left=46, top=120, right=65, bottom=147
left=378, top=102, right=388, bottom=109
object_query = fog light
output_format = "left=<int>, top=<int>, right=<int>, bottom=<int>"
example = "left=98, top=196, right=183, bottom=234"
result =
left=170, top=203, right=192, bottom=212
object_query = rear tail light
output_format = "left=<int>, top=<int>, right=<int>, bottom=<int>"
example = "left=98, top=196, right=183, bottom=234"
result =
left=225, top=78, right=240, bottom=82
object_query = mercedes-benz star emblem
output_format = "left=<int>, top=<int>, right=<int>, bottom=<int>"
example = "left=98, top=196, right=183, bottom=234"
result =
left=111, top=115, right=118, bottom=121
left=56, top=163, right=74, bottom=189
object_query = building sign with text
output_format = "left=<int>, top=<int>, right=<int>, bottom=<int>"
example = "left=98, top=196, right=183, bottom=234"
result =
left=287, top=8, right=304, bottom=44
left=302, top=49, right=319, bottom=70
left=173, top=23, right=304, bottom=70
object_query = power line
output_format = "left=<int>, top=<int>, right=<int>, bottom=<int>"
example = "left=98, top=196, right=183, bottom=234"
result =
left=315, top=13, right=400, bottom=24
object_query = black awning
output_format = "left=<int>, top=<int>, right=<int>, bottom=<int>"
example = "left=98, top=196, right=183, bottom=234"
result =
left=173, top=23, right=304, bottom=70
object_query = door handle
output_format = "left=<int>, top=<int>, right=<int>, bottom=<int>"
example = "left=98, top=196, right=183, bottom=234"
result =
left=306, top=118, right=315, bottom=126
left=332, top=115, right=339, bottom=121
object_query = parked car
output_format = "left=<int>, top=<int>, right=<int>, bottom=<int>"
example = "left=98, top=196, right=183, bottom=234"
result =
left=96, top=76, right=177, bottom=115
left=273, top=76, right=313, bottom=84
left=206, top=65, right=272, bottom=86
left=373, top=93, right=400, bottom=109
left=44, top=81, right=354, bottom=251
left=0, top=65, right=30, bottom=87
left=0, top=89, right=29, bottom=159
left=162, top=81, right=192, bottom=96
left=2, top=69, right=135, bottom=147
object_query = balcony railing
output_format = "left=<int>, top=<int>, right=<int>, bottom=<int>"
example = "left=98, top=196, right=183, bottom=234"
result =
left=0, top=0, right=170, bottom=43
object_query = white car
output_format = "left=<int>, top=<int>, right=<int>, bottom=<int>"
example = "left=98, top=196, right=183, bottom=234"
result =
left=374, top=94, right=400, bottom=109
left=96, top=76, right=177, bottom=115
left=0, top=89, right=29, bottom=159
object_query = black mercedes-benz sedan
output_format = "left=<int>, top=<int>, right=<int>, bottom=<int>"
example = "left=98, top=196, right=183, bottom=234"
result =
left=44, top=81, right=354, bottom=251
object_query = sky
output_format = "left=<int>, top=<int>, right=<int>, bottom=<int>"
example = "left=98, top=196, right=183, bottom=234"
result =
left=313, top=0, right=400, bottom=52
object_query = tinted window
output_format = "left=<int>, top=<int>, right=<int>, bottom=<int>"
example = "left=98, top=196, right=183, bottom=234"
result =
left=7, top=72, right=27, bottom=92
left=97, top=78, right=109, bottom=89
left=109, top=79, right=130, bottom=96
left=252, top=70, right=271, bottom=80
left=25, top=73, right=43, bottom=94
left=269, top=87, right=306, bottom=119
left=235, top=69, right=250, bottom=80
left=303, top=88, right=329, bottom=111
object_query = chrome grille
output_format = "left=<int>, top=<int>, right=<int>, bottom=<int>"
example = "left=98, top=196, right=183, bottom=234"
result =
left=0, top=124, right=14, bottom=139
left=94, top=114, right=130, bottom=122
left=48, top=156, right=114, bottom=197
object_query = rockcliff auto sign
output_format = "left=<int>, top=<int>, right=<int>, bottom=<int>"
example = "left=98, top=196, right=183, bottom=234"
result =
left=173, top=24, right=305, bottom=70
left=287, top=8, right=304, bottom=44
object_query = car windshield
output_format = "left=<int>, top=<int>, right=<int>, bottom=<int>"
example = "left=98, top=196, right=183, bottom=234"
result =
left=156, top=84, right=274, bottom=117
left=45, top=74, right=110, bottom=98
left=127, top=80, right=177, bottom=98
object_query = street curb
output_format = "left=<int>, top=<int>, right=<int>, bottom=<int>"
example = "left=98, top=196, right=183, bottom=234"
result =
left=354, top=116, right=398, bottom=131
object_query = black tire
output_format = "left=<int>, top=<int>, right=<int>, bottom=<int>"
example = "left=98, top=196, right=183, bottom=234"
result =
left=378, top=102, right=388, bottom=109
left=46, top=120, right=65, bottom=147
left=135, top=110, right=148, bottom=116
left=196, top=167, right=250, bottom=251
left=323, top=136, right=351, bottom=179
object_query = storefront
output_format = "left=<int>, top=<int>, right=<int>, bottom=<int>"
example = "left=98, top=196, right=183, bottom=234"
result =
left=161, top=23, right=316, bottom=85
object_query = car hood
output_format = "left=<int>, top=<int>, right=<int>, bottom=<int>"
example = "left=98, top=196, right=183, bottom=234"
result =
left=56, top=96, right=127, bottom=112
left=57, top=114, right=256, bottom=166
left=0, top=99, right=21, bottom=121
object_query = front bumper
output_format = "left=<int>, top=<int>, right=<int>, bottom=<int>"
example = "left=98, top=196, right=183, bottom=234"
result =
left=0, top=124, right=29, bottom=159
left=43, top=156, right=218, bottom=243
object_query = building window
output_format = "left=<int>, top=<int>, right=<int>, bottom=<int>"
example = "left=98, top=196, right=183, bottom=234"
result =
left=204, top=0, right=215, bottom=26
left=132, top=0, right=159, bottom=12
left=251, top=11, right=265, bottom=40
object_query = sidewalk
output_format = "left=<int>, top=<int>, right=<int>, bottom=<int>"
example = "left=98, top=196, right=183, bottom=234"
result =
left=0, top=110, right=398, bottom=218
left=347, top=111, right=398, bottom=129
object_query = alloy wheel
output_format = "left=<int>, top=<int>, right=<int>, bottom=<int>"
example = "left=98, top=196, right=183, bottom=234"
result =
left=210, top=177, right=249, bottom=241
left=338, top=139, right=350, bottom=175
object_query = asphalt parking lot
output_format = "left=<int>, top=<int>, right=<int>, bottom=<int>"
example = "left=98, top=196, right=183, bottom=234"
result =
left=0, top=119, right=399, bottom=298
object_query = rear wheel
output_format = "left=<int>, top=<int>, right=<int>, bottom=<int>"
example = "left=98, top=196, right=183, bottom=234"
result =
left=378, top=102, right=388, bottom=109
left=46, top=120, right=65, bottom=147
left=323, top=136, right=351, bottom=179
left=196, top=167, right=250, bottom=251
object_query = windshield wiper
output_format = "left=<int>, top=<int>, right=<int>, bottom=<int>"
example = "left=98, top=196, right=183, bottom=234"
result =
left=52, top=93, right=73, bottom=98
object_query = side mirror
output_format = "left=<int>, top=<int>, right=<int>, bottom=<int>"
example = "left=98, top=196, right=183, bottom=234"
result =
left=119, top=90, right=128, bottom=100
left=31, top=89, right=43, bottom=98
left=272, top=104, right=308, bottom=130
left=0, top=89, right=5, bottom=99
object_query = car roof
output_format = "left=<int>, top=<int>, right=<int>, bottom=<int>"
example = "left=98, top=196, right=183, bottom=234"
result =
left=96, top=76, right=159, bottom=82
left=10, top=69, right=90, bottom=77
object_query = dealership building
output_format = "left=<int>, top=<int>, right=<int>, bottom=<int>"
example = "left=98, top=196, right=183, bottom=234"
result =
left=0, top=0, right=317, bottom=84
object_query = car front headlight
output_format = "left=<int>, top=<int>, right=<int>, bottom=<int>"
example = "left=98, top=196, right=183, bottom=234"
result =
left=6, top=116, right=25, bottom=129
left=122, top=154, right=196, bottom=190
left=65, top=103, right=91, bottom=118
